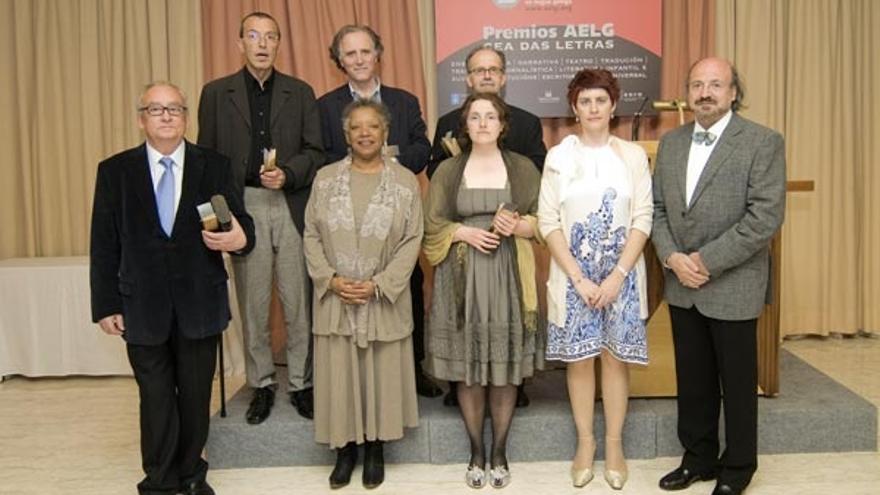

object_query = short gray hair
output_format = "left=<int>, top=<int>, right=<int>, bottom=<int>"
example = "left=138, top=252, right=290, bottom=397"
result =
left=137, top=81, right=188, bottom=111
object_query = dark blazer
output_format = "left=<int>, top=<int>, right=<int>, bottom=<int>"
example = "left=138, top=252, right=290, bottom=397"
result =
left=427, top=103, right=546, bottom=178
left=90, top=141, right=256, bottom=345
left=197, top=68, right=324, bottom=234
left=317, top=84, right=430, bottom=174
left=651, top=113, right=786, bottom=320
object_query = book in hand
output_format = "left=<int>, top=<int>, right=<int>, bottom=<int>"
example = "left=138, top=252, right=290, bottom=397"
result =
left=261, top=148, right=277, bottom=171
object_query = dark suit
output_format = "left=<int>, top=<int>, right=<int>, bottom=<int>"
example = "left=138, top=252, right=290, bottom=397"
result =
left=652, top=113, right=786, bottom=489
left=198, top=68, right=324, bottom=393
left=317, top=84, right=431, bottom=173
left=427, top=104, right=546, bottom=178
left=198, top=68, right=323, bottom=234
left=90, top=141, right=255, bottom=494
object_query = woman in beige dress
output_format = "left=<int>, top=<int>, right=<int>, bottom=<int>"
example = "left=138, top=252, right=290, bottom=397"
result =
left=538, top=69, right=652, bottom=490
left=303, top=100, right=423, bottom=490
left=424, top=92, right=543, bottom=489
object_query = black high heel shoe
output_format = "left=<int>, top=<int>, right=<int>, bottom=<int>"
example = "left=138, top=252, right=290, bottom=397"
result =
left=329, top=442, right=357, bottom=489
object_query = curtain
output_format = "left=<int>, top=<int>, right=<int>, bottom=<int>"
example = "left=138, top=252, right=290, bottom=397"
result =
left=0, top=0, right=203, bottom=259
left=716, top=0, right=880, bottom=336
left=199, top=0, right=427, bottom=109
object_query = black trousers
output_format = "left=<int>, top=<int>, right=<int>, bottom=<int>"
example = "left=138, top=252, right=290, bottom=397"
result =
left=669, top=305, right=758, bottom=489
left=127, top=329, right=218, bottom=495
left=410, top=262, right=426, bottom=367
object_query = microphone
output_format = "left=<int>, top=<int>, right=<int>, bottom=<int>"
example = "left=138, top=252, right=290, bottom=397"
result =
left=652, top=99, right=690, bottom=111
left=631, top=97, right=650, bottom=141
left=210, top=195, right=233, bottom=232
left=196, top=195, right=233, bottom=232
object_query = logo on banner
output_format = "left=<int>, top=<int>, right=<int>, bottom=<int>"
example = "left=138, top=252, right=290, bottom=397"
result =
left=538, top=90, right=560, bottom=104
left=492, top=0, right=520, bottom=9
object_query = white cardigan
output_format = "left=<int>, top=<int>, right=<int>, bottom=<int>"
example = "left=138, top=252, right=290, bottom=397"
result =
left=537, top=134, right=653, bottom=326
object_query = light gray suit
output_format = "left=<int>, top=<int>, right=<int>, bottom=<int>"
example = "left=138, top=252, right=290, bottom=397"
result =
left=651, top=111, right=785, bottom=487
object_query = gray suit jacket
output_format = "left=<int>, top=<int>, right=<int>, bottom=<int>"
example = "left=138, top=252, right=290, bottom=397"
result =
left=197, top=68, right=324, bottom=234
left=651, top=113, right=786, bottom=320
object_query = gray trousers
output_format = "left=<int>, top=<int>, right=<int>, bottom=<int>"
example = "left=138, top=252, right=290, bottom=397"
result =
left=233, top=187, right=312, bottom=391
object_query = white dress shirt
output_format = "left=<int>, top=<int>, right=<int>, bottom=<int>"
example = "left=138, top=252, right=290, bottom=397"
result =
left=685, top=110, right=732, bottom=207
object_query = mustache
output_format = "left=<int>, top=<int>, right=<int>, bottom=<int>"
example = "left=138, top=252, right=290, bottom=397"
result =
left=696, top=97, right=716, bottom=105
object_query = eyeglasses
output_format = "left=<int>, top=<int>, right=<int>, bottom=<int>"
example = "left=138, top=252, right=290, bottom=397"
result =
left=244, top=30, right=280, bottom=44
left=139, top=104, right=187, bottom=117
left=468, top=66, right=504, bottom=77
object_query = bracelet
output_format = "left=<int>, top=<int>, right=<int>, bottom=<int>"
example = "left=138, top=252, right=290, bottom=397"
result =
left=615, top=264, right=628, bottom=276
left=373, top=282, right=380, bottom=300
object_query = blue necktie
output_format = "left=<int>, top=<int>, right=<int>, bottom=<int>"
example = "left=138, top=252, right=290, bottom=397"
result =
left=156, top=156, right=175, bottom=236
left=693, top=131, right=717, bottom=146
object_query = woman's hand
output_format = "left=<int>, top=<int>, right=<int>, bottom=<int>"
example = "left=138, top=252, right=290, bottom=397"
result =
left=331, top=276, right=375, bottom=305
left=594, top=270, right=625, bottom=309
left=491, top=209, right=520, bottom=237
left=572, top=276, right=601, bottom=308
left=454, top=225, right=501, bottom=254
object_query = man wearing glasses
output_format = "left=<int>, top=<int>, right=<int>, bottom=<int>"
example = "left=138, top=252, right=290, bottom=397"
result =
left=427, top=46, right=546, bottom=178
left=91, top=82, right=255, bottom=495
left=316, top=24, right=440, bottom=398
left=198, top=11, right=324, bottom=424
left=427, top=46, right=547, bottom=408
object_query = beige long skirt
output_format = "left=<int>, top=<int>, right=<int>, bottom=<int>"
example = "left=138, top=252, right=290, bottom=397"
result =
left=314, top=334, right=419, bottom=449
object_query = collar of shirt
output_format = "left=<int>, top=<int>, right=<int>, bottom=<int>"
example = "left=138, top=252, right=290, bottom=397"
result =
left=146, top=140, right=185, bottom=209
left=348, top=78, right=382, bottom=103
left=245, top=67, right=275, bottom=92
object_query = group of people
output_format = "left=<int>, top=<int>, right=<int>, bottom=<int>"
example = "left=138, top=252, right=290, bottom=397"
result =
left=89, top=11, right=785, bottom=495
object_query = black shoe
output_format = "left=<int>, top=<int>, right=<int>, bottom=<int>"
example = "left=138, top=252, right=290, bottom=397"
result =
left=659, top=466, right=717, bottom=491
left=712, top=482, right=743, bottom=495
left=443, top=382, right=458, bottom=407
left=415, top=370, right=443, bottom=398
left=289, top=388, right=314, bottom=420
left=245, top=386, right=274, bottom=424
left=362, top=440, right=385, bottom=489
left=180, top=480, right=215, bottom=495
left=329, top=442, right=358, bottom=489
left=515, top=384, right=530, bottom=408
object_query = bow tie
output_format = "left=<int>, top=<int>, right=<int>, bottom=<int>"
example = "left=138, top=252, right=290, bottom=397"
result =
left=692, top=131, right=717, bottom=146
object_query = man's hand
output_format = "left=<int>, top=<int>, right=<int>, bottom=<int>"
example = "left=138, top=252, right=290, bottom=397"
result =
left=454, top=225, right=500, bottom=254
left=667, top=252, right=710, bottom=289
left=689, top=252, right=710, bottom=277
left=98, top=314, right=125, bottom=336
left=202, top=215, right=247, bottom=252
left=259, top=167, right=286, bottom=190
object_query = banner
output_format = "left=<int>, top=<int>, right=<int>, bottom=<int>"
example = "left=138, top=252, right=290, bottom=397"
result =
left=435, top=0, right=662, bottom=117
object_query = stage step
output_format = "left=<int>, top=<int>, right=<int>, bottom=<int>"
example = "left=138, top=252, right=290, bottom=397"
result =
left=205, top=350, right=876, bottom=468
